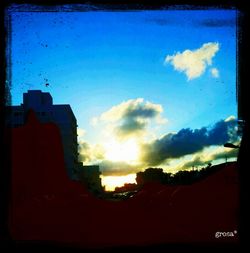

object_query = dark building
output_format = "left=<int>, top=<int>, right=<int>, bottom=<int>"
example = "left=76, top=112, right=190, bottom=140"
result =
left=77, top=164, right=103, bottom=194
left=5, top=90, right=77, bottom=179
left=136, top=168, right=165, bottom=186
left=6, top=90, right=103, bottom=191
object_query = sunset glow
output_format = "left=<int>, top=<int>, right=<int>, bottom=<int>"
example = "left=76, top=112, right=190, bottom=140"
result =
left=104, top=138, right=139, bottom=164
left=9, top=9, right=239, bottom=191
left=101, top=174, right=136, bottom=192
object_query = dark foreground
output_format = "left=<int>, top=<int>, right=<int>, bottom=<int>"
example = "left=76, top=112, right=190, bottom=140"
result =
left=4, top=112, right=239, bottom=250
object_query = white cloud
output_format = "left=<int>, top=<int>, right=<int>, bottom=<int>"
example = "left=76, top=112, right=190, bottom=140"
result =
left=78, top=140, right=105, bottom=164
left=210, top=67, right=219, bottom=78
left=95, top=98, right=167, bottom=139
left=168, top=145, right=238, bottom=173
left=77, top=128, right=86, bottom=140
left=225, top=115, right=236, bottom=122
left=100, top=98, right=164, bottom=122
left=100, top=98, right=144, bottom=122
left=165, top=42, right=220, bottom=80
left=90, top=117, right=99, bottom=126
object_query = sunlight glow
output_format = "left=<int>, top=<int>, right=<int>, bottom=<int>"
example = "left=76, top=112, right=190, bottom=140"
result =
left=104, top=138, right=139, bottom=163
left=101, top=174, right=136, bottom=192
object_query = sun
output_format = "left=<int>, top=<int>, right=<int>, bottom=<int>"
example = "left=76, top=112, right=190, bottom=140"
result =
left=104, top=138, right=139, bottom=163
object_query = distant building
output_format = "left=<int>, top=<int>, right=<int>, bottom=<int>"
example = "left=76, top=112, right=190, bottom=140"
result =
left=136, top=168, right=165, bottom=186
left=5, top=90, right=78, bottom=179
left=77, top=164, right=103, bottom=194
left=114, top=183, right=138, bottom=193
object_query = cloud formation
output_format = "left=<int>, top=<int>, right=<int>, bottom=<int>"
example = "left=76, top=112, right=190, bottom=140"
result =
left=78, top=140, right=105, bottom=164
left=98, top=98, right=166, bottom=139
left=198, top=18, right=236, bottom=28
left=78, top=115, right=239, bottom=176
left=146, top=16, right=236, bottom=28
left=210, top=68, right=219, bottom=78
left=140, top=117, right=239, bottom=166
left=178, top=147, right=238, bottom=171
left=77, top=127, right=86, bottom=139
left=165, top=42, right=220, bottom=80
left=98, top=160, right=141, bottom=176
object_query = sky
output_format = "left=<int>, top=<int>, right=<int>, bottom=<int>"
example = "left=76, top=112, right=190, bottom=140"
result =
left=7, top=7, right=240, bottom=190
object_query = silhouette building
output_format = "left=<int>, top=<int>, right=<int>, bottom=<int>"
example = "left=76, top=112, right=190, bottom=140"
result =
left=77, top=164, right=103, bottom=194
left=136, top=168, right=165, bottom=186
left=5, top=90, right=78, bottom=179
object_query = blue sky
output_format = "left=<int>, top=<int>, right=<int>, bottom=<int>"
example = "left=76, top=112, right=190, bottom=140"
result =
left=8, top=8, right=239, bottom=188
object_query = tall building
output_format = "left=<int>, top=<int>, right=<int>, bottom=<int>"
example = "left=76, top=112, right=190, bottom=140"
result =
left=5, top=90, right=78, bottom=179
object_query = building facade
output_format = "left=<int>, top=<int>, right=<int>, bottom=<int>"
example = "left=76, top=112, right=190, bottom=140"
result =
left=5, top=90, right=78, bottom=179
